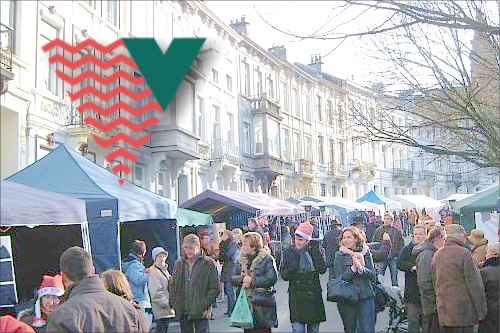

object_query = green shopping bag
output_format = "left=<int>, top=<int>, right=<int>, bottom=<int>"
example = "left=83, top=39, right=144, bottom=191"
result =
left=230, top=288, right=255, bottom=329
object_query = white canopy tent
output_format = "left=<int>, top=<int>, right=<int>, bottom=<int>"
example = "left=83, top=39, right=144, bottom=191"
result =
left=395, top=195, right=444, bottom=222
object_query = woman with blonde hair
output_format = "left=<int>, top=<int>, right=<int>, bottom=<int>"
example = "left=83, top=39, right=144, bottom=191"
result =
left=100, top=269, right=148, bottom=332
left=334, top=226, right=377, bottom=333
left=232, top=232, right=278, bottom=333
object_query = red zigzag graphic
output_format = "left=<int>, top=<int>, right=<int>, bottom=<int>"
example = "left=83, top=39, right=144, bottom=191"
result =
left=43, top=37, right=161, bottom=184
left=78, top=100, right=163, bottom=117
left=56, top=69, right=146, bottom=85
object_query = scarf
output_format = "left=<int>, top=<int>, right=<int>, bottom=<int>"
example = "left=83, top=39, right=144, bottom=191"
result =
left=339, top=244, right=369, bottom=267
left=298, top=248, right=315, bottom=272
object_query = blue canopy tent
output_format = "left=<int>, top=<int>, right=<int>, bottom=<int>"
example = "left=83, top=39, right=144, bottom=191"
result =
left=1, top=181, right=90, bottom=306
left=7, top=145, right=177, bottom=273
left=301, top=196, right=370, bottom=227
left=356, top=190, right=401, bottom=211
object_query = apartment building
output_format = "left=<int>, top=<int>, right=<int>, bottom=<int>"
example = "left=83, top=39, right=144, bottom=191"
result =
left=1, top=0, right=493, bottom=204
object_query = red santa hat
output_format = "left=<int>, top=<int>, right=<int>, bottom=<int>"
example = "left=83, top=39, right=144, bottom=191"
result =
left=33, top=274, right=64, bottom=328
left=295, top=221, right=314, bottom=241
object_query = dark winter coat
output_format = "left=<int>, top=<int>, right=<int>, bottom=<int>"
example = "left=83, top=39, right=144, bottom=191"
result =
left=232, top=247, right=278, bottom=329
left=219, top=236, right=239, bottom=283
left=322, top=228, right=341, bottom=268
left=169, top=251, right=219, bottom=321
left=397, top=242, right=420, bottom=304
left=17, top=309, right=41, bottom=333
left=431, top=237, right=487, bottom=327
left=44, top=275, right=144, bottom=333
left=412, top=240, right=438, bottom=316
left=333, top=245, right=377, bottom=300
left=479, top=257, right=499, bottom=333
left=280, top=244, right=327, bottom=324
left=372, top=225, right=404, bottom=259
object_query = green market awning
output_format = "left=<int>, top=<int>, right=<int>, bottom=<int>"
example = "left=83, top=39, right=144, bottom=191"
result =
left=177, top=208, right=213, bottom=227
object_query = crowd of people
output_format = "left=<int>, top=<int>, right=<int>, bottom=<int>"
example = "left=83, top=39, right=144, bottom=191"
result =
left=0, top=212, right=498, bottom=333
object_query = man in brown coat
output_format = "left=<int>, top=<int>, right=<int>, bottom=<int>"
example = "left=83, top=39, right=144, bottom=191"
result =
left=431, top=224, right=487, bottom=333
left=45, top=247, right=144, bottom=332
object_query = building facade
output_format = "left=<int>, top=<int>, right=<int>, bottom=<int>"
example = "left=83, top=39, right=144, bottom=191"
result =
left=1, top=0, right=493, bottom=205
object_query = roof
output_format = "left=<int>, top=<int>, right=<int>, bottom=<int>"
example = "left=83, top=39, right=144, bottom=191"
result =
left=395, top=195, right=443, bottom=209
left=356, top=190, right=401, bottom=210
left=451, top=184, right=499, bottom=213
left=177, top=208, right=213, bottom=227
left=7, top=145, right=177, bottom=221
left=180, top=190, right=305, bottom=221
left=1, top=180, right=87, bottom=226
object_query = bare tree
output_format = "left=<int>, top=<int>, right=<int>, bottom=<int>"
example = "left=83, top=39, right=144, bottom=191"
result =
left=258, top=0, right=500, bottom=170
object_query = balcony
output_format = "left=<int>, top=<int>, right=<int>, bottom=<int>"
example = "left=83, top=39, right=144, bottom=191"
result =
left=66, top=96, right=120, bottom=138
left=211, top=139, right=240, bottom=167
left=446, top=172, right=462, bottom=183
left=392, top=168, right=414, bottom=186
left=0, top=23, right=15, bottom=94
left=328, top=162, right=342, bottom=178
left=296, top=159, right=315, bottom=178
left=420, top=170, right=436, bottom=181
left=250, top=93, right=281, bottom=119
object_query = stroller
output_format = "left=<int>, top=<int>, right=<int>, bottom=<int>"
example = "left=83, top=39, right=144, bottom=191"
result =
left=375, top=285, right=408, bottom=333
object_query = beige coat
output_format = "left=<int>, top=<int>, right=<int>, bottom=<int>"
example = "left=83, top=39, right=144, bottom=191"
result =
left=148, top=263, right=175, bottom=320
left=471, top=239, right=488, bottom=267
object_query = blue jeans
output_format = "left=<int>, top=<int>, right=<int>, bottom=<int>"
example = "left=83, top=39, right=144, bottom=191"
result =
left=224, top=281, right=236, bottom=314
left=291, top=321, right=320, bottom=333
left=377, top=257, right=399, bottom=286
left=178, top=315, right=209, bottom=333
left=337, top=298, right=376, bottom=333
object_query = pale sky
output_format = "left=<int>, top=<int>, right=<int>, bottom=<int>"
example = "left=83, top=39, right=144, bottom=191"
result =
left=205, top=1, right=375, bottom=84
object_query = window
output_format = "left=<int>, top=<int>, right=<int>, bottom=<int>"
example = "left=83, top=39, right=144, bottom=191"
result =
left=317, top=135, right=324, bottom=164
left=85, top=0, right=97, bottom=8
left=254, top=116, right=263, bottom=154
left=243, top=122, right=251, bottom=154
left=105, top=1, right=119, bottom=27
left=196, top=97, right=205, bottom=141
left=226, top=74, right=232, bottom=92
left=303, top=95, right=311, bottom=122
left=40, top=21, right=60, bottom=95
left=282, top=128, right=290, bottom=161
left=212, top=69, right=218, bottom=84
left=227, top=113, right=234, bottom=143
left=267, top=118, right=280, bottom=158
left=243, top=62, right=250, bottom=96
left=339, top=140, right=345, bottom=165
left=280, top=81, right=288, bottom=111
left=155, top=172, right=164, bottom=196
left=338, top=104, right=344, bottom=129
left=292, top=88, right=299, bottom=117
left=246, top=179, right=254, bottom=192
left=329, top=139, right=335, bottom=164
left=327, top=102, right=334, bottom=125
left=195, top=58, right=203, bottom=71
left=1, top=0, right=15, bottom=54
left=212, top=105, right=220, bottom=143
left=305, top=135, right=312, bottom=160
left=103, top=65, right=119, bottom=106
left=316, top=96, right=322, bottom=121
left=293, top=132, right=301, bottom=159
left=320, top=184, right=326, bottom=196
left=134, top=164, right=144, bottom=187
left=130, top=1, right=147, bottom=37
left=267, top=77, right=274, bottom=98
left=256, top=71, right=263, bottom=95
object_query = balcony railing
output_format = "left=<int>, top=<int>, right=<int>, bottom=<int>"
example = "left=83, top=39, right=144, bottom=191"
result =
left=0, top=23, right=14, bottom=71
left=446, top=172, right=462, bottom=183
left=420, top=170, right=436, bottom=181
left=212, top=139, right=240, bottom=165
left=297, top=159, right=314, bottom=177
left=250, top=93, right=280, bottom=117
left=67, top=96, right=120, bottom=137
left=392, top=168, right=414, bottom=180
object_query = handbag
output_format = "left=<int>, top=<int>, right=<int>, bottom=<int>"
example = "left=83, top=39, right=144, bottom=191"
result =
left=230, top=288, right=255, bottom=329
left=327, top=275, right=359, bottom=303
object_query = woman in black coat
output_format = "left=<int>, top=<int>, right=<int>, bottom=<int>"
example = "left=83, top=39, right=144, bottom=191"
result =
left=219, top=230, right=239, bottom=315
left=232, top=231, right=278, bottom=333
left=334, top=226, right=377, bottom=333
left=479, top=242, right=499, bottom=333
left=280, top=221, right=327, bottom=332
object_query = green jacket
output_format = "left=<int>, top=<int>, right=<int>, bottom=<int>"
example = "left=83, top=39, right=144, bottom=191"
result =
left=169, top=252, right=219, bottom=320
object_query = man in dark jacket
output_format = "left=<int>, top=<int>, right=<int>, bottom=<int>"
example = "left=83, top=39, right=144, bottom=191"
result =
left=322, top=220, right=342, bottom=279
left=413, top=225, right=446, bottom=333
left=169, top=234, right=219, bottom=333
left=248, top=218, right=266, bottom=245
left=280, top=221, right=327, bottom=333
left=372, top=212, right=404, bottom=286
left=44, top=247, right=144, bottom=333
left=397, top=224, right=427, bottom=333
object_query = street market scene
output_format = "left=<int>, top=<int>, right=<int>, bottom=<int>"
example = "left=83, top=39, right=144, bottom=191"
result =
left=0, top=1, right=499, bottom=333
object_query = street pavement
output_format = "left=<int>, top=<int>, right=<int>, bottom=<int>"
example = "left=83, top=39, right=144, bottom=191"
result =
left=168, top=269, right=406, bottom=333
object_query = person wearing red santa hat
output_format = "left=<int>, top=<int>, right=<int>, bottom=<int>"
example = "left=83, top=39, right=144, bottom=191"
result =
left=18, top=274, right=65, bottom=332
left=0, top=315, right=35, bottom=333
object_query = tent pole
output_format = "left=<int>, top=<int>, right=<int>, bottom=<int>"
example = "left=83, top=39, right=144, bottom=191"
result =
left=176, top=221, right=181, bottom=261
left=117, top=221, right=122, bottom=271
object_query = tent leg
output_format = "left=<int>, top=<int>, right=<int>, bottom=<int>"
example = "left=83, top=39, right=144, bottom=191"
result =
left=117, top=221, right=122, bottom=271
left=176, top=222, right=181, bottom=261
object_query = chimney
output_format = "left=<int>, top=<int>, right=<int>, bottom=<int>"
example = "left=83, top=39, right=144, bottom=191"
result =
left=268, top=45, right=287, bottom=60
left=229, top=15, right=249, bottom=35
left=308, top=54, right=323, bottom=73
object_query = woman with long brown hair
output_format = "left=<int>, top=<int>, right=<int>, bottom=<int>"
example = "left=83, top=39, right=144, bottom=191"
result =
left=334, top=226, right=377, bottom=333
left=100, top=269, right=148, bottom=332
